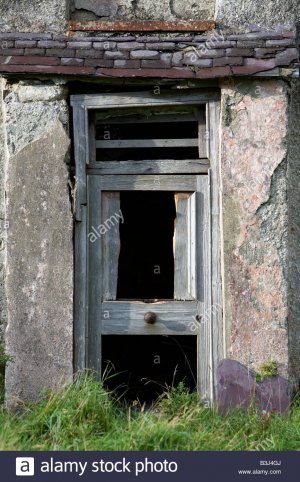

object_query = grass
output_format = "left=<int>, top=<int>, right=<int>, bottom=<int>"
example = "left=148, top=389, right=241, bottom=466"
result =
left=0, top=374, right=300, bottom=451
left=0, top=344, right=13, bottom=404
left=255, top=360, right=279, bottom=383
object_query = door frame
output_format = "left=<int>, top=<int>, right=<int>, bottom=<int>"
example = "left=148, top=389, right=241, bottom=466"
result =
left=71, top=89, right=223, bottom=404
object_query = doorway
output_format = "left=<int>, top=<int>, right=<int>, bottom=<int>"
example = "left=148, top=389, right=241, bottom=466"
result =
left=71, top=90, right=222, bottom=404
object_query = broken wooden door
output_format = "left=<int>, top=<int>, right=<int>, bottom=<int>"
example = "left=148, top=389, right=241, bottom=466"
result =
left=88, top=173, right=210, bottom=396
left=71, top=91, right=222, bottom=403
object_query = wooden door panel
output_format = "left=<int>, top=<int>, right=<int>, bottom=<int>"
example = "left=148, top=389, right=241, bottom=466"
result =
left=101, top=301, right=198, bottom=335
left=99, top=175, right=197, bottom=191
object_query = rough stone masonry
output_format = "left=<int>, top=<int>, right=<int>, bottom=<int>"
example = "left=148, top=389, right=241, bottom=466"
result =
left=3, top=83, right=73, bottom=402
left=0, top=0, right=299, bottom=403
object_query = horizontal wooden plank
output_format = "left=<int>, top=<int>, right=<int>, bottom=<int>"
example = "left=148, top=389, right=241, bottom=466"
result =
left=95, top=139, right=198, bottom=149
left=96, top=174, right=198, bottom=191
left=69, top=20, right=216, bottom=32
left=95, top=112, right=200, bottom=124
left=102, top=301, right=199, bottom=335
left=70, top=90, right=220, bottom=108
left=88, top=159, right=209, bottom=175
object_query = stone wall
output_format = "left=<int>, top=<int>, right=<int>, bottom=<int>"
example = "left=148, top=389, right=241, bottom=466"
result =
left=3, top=81, right=73, bottom=402
left=1, top=0, right=300, bottom=34
left=0, top=1, right=69, bottom=34
left=287, top=80, right=300, bottom=389
left=70, top=0, right=215, bottom=22
left=0, top=78, right=7, bottom=343
left=0, top=29, right=298, bottom=79
left=216, top=0, right=300, bottom=31
left=220, top=79, right=290, bottom=378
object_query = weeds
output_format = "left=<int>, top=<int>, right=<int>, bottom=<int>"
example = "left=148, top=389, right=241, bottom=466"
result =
left=0, top=343, right=13, bottom=404
left=256, top=360, right=279, bottom=383
left=0, top=374, right=299, bottom=451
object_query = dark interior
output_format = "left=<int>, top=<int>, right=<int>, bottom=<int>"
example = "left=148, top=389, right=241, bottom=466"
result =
left=102, top=335, right=197, bottom=403
left=117, top=191, right=176, bottom=300
left=95, top=119, right=199, bottom=161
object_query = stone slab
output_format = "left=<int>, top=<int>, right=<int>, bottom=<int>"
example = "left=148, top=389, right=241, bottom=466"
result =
left=5, top=121, right=73, bottom=403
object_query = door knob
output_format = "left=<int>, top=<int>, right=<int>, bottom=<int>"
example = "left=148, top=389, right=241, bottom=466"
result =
left=144, top=312, right=157, bottom=324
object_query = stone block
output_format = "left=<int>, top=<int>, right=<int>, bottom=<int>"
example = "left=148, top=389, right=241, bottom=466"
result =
left=38, top=41, right=67, bottom=48
left=1, top=49, right=24, bottom=55
left=84, top=58, right=113, bottom=67
left=6, top=56, right=59, bottom=66
left=145, top=42, right=175, bottom=50
left=0, top=40, right=14, bottom=48
left=232, top=58, right=276, bottom=74
left=226, top=48, right=254, bottom=57
left=5, top=121, right=73, bottom=403
left=256, top=376, right=290, bottom=413
left=61, top=57, right=84, bottom=66
left=74, top=0, right=118, bottom=17
left=24, top=48, right=45, bottom=56
left=130, top=50, right=159, bottom=59
left=275, top=48, right=298, bottom=66
left=104, top=51, right=129, bottom=59
left=172, top=52, right=183, bottom=67
left=196, top=48, right=226, bottom=58
left=45, top=48, right=76, bottom=57
left=217, top=359, right=255, bottom=414
left=0, top=33, right=52, bottom=39
left=216, top=1, right=300, bottom=30
left=236, top=41, right=265, bottom=48
left=183, top=54, right=212, bottom=67
left=15, top=41, right=37, bottom=48
left=93, top=41, right=117, bottom=50
left=228, top=32, right=283, bottom=41
left=72, top=49, right=100, bottom=58
left=114, top=59, right=141, bottom=68
left=117, top=42, right=144, bottom=50
left=255, top=48, right=282, bottom=58
left=141, top=54, right=172, bottom=68
left=0, top=1, right=68, bottom=34
left=213, top=56, right=243, bottom=66
left=67, top=41, right=92, bottom=49
left=266, top=39, right=295, bottom=47
left=171, top=0, right=214, bottom=20
left=17, top=85, right=68, bottom=102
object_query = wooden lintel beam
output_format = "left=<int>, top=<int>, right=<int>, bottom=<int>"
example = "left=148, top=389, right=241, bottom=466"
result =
left=68, top=20, right=216, bottom=32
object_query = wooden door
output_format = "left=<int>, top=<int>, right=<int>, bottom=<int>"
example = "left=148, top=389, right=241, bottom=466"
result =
left=71, top=91, right=222, bottom=403
left=87, top=173, right=211, bottom=395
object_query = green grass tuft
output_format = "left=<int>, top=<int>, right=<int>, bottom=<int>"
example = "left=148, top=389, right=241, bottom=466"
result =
left=255, top=360, right=279, bottom=383
left=0, top=343, right=14, bottom=404
left=0, top=374, right=300, bottom=451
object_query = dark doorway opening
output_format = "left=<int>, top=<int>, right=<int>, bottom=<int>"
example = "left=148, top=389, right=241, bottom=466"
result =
left=117, top=191, right=176, bottom=300
left=102, top=335, right=197, bottom=403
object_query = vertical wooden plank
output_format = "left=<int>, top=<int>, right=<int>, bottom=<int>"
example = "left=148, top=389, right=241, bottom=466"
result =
left=88, top=110, right=96, bottom=164
left=72, top=104, right=87, bottom=221
left=189, top=192, right=197, bottom=299
left=197, top=174, right=213, bottom=404
left=208, top=100, right=223, bottom=400
left=72, top=100, right=88, bottom=373
left=174, top=192, right=197, bottom=300
left=174, top=193, right=194, bottom=300
left=87, top=175, right=102, bottom=375
left=102, top=192, right=120, bottom=300
left=74, top=206, right=87, bottom=372
left=197, top=108, right=208, bottom=158
left=206, top=103, right=211, bottom=158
